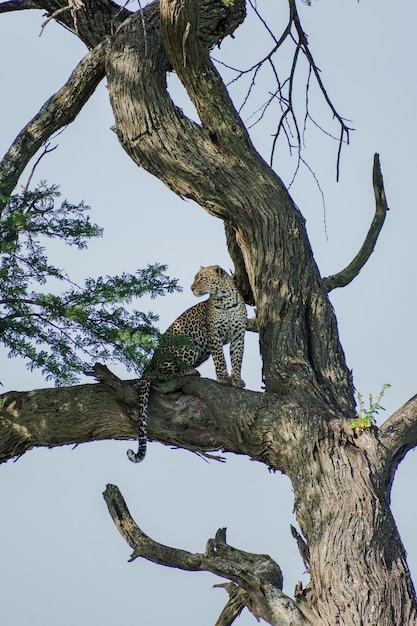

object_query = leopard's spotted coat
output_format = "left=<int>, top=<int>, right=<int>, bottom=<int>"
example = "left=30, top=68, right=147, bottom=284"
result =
left=127, top=265, right=247, bottom=463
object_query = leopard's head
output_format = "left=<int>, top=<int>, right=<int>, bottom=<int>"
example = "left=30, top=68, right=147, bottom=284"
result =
left=191, top=265, right=229, bottom=297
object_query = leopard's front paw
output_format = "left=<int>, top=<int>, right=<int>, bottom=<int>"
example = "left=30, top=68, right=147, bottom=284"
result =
left=231, top=376, right=245, bottom=388
left=216, top=374, right=246, bottom=388
left=216, top=374, right=231, bottom=385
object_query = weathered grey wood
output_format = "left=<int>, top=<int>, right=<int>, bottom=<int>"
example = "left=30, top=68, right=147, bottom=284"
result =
left=103, top=484, right=309, bottom=625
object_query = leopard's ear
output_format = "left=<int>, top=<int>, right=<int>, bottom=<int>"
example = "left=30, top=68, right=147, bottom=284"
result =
left=215, top=266, right=225, bottom=275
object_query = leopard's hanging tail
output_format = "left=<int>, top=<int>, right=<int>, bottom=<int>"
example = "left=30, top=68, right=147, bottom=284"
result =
left=127, top=375, right=151, bottom=463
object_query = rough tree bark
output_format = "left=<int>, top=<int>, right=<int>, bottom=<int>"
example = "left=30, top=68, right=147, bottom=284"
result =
left=1, top=1, right=417, bottom=624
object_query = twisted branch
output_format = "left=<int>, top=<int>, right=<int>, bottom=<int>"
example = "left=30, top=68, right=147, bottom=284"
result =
left=103, top=483, right=310, bottom=625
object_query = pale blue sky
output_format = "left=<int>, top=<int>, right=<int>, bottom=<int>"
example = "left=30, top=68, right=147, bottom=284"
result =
left=1, top=1, right=417, bottom=624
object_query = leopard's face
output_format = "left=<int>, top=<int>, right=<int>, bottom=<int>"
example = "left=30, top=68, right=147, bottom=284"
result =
left=191, top=265, right=229, bottom=297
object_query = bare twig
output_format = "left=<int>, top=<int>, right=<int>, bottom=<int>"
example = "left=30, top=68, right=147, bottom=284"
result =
left=214, top=0, right=352, bottom=178
left=289, top=0, right=351, bottom=179
left=323, top=154, right=389, bottom=292
left=39, top=0, right=85, bottom=36
left=270, top=40, right=302, bottom=164
left=247, top=0, right=279, bottom=44
left=22, top=142, right=58, bottom=191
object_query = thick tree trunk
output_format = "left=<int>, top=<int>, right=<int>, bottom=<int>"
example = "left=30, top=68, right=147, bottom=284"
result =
left=1, top=0, right=417, bottom=623
left=289, top=416, right=417, bottom=624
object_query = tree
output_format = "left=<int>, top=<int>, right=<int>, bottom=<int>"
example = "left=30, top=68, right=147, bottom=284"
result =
left=1, top=1, right=417, bottom=625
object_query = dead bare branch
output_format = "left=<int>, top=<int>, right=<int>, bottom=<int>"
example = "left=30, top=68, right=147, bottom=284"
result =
left=39, top=0, right=84, bottom=36
left=214, top=0, right=352, bottom=178
left=323, top=154, right=389, bottom=292
left=22, top=141, right=58, bottom=191
left=213, top=584, right=248, bottom=626
left=103, top=484, right=311, bottom=625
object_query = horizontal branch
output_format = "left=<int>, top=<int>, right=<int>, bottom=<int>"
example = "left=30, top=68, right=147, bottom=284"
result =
left=0, top=363, right=286, bottom=466
left=0, top=376, right=224, bottom=464
left=0, top=39, right=107, bottom=207
left=323, top=154, right=389, bottom=292
left=0, top=362, right=319, bottom=476
left=1, top=357, right=347, bottom=482
left=103, top=483, right=310, bottom=625
left=0, top=379, right=130, bottom=463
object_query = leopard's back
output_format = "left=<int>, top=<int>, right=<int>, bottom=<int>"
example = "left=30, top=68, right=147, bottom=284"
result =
left=161, top=300, right=212, bottom=369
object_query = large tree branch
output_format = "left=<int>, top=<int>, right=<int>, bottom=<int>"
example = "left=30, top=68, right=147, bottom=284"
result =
left=0, top=362, right=338, bottom=475
left=103, top=483, right=311, bottom=625
left=159, top=0, right=261, bottom=305
left=323, top=154, right=389, bottom=292
left=0, top=375, right=223, bottom=464
left=0, top=364, right=292, bottom=468
left=106, top=0, right=253, bottom=219
left=0, top=39, right=107, bottom=207
left=160, top=0, right=250, bottom=152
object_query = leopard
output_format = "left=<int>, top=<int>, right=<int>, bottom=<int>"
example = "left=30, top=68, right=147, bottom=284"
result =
left=127, top=265, right=247, bottom=463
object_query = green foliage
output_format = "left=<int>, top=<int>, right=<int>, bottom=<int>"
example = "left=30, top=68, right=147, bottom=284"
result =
left=0, top=182, right=180, bottom=385
left=349, top=383, right=391, bottom=435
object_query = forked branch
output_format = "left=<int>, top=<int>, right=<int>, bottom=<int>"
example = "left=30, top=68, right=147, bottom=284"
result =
left=160, top=0, right=249, bottom=152
left=323, top=154, right=389, bottom=292
left=103, top=484, right=310, bottom=625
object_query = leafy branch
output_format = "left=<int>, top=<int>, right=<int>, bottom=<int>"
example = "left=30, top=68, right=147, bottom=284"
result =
left=0, top=182, right=180, bottom=384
